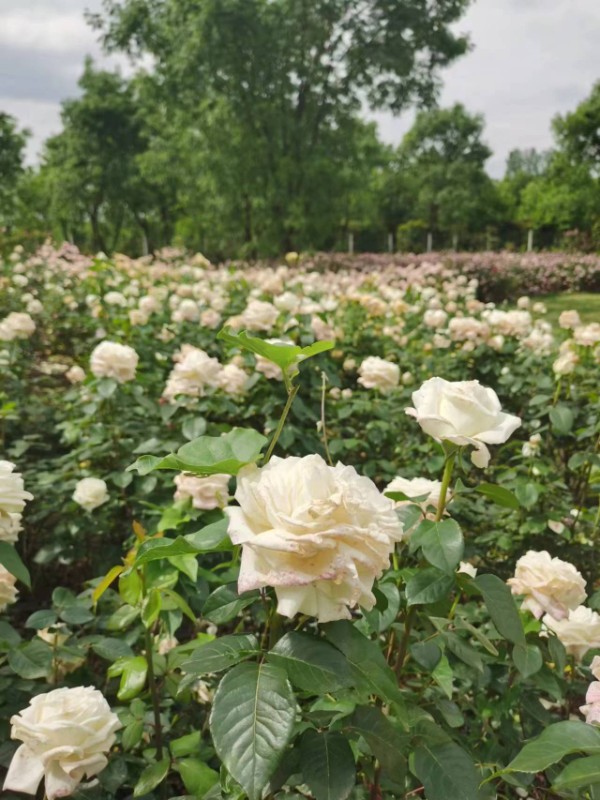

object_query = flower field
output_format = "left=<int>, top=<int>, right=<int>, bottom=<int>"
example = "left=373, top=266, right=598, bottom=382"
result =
left=1, top=244, right=599, bottom=800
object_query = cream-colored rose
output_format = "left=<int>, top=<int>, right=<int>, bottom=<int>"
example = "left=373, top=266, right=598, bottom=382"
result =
left=591, top=656, right=600, bottom=680
left=0, top=565, right=18, bottom=611
left=172, top=298, right=200, bottom=323
left=357, top=356, right=400, bottom=394
left=65, top=365, right=85, bottom=384
left=385, top=476, right=447, bottom=514
left=0, top=311, right=36, bottom=341
left=423, top=309, right=448, bottom=329
left=553, top=348, right=578, bottom=376
left=580, top=681, right=600, bottom=725
left=103, top=291, right=127, bottom=307
left=217, top=363, right=249, bottom=395
left=227, top=454, right=404, bottom=623
left=559, top=309, right=581, bottom=329
left=162, top=345, right=222, bottom=401
left=201, top=308, right=222, bottom=329
left=573, top=323, right=600, bottom=347
left=26, top=299, right=43, bottom=315
left=543, top=606, right=600, bottom=660
left=235, top=299, right=279, bottom=331
left=174, top=472, right=230, bottom=510
left=458, top=561, right=477, bottom=578
left=72, top=478, right=109, bottom=511
left=406, top=377, right=521, bottom=468
left=508, top=550, right=586, bottom=620
left=90, top=340, right=138, bottom=383
left=0, top=460, right=33, bottom=543
left=37, top=624, right=70, bottom=647
left=3, top=686, right=121, bottom=800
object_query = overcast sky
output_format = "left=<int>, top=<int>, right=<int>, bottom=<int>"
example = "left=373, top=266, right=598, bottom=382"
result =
left=1, top=0, right=599, bottom=177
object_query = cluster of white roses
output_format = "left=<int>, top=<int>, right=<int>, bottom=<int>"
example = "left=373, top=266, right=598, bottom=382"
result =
left=553, top=310, right=600, bottom=375
left=508, top=549, right=600, bottom=725
left=162, top=344, right=250, bottom=401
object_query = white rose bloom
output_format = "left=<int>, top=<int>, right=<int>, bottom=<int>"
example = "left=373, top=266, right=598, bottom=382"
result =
left=573, top=323, right=600, bottom=347
left=227, top=454, right=404, bottom=623
left=590, top=656, right=600, bottom=680
left=508, top=550, right=587, bottom=620
left=65, top=365, right=86, bottom=384
left=553, top=349, right=578, bottom=376
left=458, top=561, right=478, bottom=578
left=3, top=686, right=121, bottom=800
left=200, top=308, right=222, bottom=329
left=357, top=356, right=400, bottom=394
left=255, top=355, right=283, bottom=381
left=543, top=606, right=600, bottom=661
left=139, top=295, right=160, bottom=315
left=0, top=460, right=33, bottom=543
left=385, top=476, right=447, bottom=514
left=129, top=309, right=149, bottom=326
left=580, top=681, right=600, bottom=725
left=90, top=341, right=138, bottom=383
left=423, top=309, right=448, bottom=329
left=274, top=291, right=300, bottom=313
left=559, top=310, right=581, bottom=330
left=172, top=298, right=200, bottom=323
left=174, top=473, right=230, bottom=510
left=103, top=291, right=127, bottom=307
left=406, top=377, right=521, bottom=468
left=217, top=363, right=249, bottom=395
left=236, top=299, right=279, bottom=331
left=72, top=478, right=109, bottom=511
left=26, top=299, right=43, bottom=315
left=162, top=345, right=222, bottom=401
left=0, top=565, right=18, bottom=611
left=0, top=311, right=36, bottom=341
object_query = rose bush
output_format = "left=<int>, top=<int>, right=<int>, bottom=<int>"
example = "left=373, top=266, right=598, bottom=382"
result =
left=0, top=243, right=598, bottom=800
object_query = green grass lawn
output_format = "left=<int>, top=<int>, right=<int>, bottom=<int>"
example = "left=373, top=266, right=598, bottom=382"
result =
left=536, top=292, right=600, bottom=325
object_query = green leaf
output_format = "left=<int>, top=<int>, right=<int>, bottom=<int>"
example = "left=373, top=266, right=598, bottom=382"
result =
left=162, top=588, right=197, bottom=623
left=323, top=621, right=406, bottom=710
left=550, top=404, right=574, bottom=435
left=92, top=637, right=134, bottom=660
left=432, top=654, right=454, bottom=698
left=180, top=634, right=260, bottom=675
left=108, top=655, right=148, bottom=700
left=182, top=416, right=207, bottom=441
left=410, top=641, right=442, bottom=670
left=513, top=643, right=543, bottom=678
left=218, top=327, right=333, bottom=382
left=122, top=720, right=144, bottom=751
left=8, top=639, right=52, bottom=679
left=134, top=536, right=200, bottom=566
left=133, top=758, right=170, bottom=797
left=268, top=632, right=354, bottom=693
left=414, top=519, right=464, bottom=574
left=210, top=662, right=296, bottom=800
left=185, top=518, right=230, bottom=551
left=553, top=755, right=600, bottom=791
left=442, top=632, right=483, bottom=673
left=128, top=427, right=267, bottom=476
left=412, top=742, right=480, bottom=800
left=506, top=721, right=600, bottom=773
left=475, top=573, right=526, bottom=646
left=348, top=706, right=408, bottom=783
left=515, top=483, right=539, bottom=510
left=176, top=758, right=219, bottom=796
left=475, top=483, right=520, bottom=509
left=25, top=609, right=57, bottom=629
left=142, top=588, right=162, bottom=628
left=300, top=730, right=355, bottom=800
left=202, top=583, right=259, bottom=624
left=405, top=568, right=454, bottom=606
left=0, top=542, right=31, bottom=587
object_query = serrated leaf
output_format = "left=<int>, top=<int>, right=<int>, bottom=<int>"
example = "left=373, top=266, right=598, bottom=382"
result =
left=412, top=742, right=480, bottom=800
left=475, top=573, right=526, bottom=646
left=128, top=428, right=267, bottom=476
left=417, top=519, right=464, bottom=574
left=550, top=404, right=574, bottom=435
left=475, top=483, right=519, bottom=509
left=133, top=758, right=170, bottom=797
left=202, top=583, right=259, bottom=624
left=348, top=706, right=408, bottom=782
left=553, top=755, right=600, bottom=791
left=269, top=632, right=354, bottom=693
left=513, top=643, right=543, bottom=678
left=176, top=758, right=219, bottom=796
left=210, top=662, right=296, bottom=800
left=134, top=536, right=200, bottom=567
left=8, top=639, right=52, bottom=679
left=180, top=634, right=260, bottom=675
left=506, top=721, right=600, bottom=773
left=300, top=730, right=355, bottom=800
left=405, top=568, right=454, bottom=606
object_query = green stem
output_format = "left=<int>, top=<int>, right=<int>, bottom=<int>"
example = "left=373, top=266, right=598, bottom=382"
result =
left=395, top=607, right=416, bottom=678
left=142, top=567, right=164, bottom=761
left=435, top=453, right=456, bottom=522
left=320, top=371, right=333, bottom=466
left=263, top=384, right=299, bottom=463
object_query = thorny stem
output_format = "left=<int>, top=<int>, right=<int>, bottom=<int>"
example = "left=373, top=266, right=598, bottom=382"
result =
left=142, top=566, right=164, bottom=761
left=264, top=383, right=299, bottom=463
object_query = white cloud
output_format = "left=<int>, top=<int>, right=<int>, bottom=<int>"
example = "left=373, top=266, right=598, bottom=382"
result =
left=0, top=12, right=97, bottom=54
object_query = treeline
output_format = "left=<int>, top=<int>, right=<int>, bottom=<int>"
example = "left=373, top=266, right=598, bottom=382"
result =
left=1, top=0, right=600, bottom=258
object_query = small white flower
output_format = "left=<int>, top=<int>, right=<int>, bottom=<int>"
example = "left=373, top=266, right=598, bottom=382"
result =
left=73, top=478, right=109, bottom=511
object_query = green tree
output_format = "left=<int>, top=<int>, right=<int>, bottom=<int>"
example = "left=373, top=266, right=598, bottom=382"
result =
left=91, top=0, right=472, bottom=254
left=398, top=103, right=498, bottom=248
left=0, top=112, right=30, bottom=231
